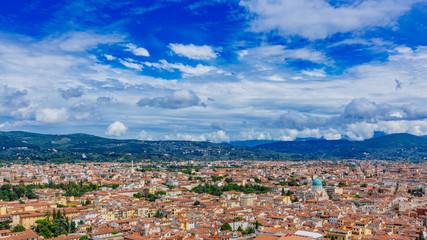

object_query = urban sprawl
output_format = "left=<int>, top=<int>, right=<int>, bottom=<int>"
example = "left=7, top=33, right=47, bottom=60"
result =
left=0, top=160, right=425, bottom=240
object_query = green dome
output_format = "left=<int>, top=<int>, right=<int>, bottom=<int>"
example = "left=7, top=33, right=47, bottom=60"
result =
left=312, top=178, right=323, bottom=186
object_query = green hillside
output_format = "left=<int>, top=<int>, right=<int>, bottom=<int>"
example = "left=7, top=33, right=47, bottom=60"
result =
left=0, top=131, right=288, bottom=163
left=256, top=133, right=427, bottom=162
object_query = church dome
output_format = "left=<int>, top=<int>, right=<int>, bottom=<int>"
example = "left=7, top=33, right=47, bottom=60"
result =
left=312, top=178, right=323, bottom=186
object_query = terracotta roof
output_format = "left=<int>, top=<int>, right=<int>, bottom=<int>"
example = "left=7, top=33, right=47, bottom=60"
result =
left=253, top=234, right=280, bottom=240
left=2, top=229, right=39, bottom=240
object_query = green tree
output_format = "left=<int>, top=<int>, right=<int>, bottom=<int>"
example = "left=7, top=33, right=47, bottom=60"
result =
left=244, top=227, right=254, bottom=235
left=253, top=220, right=262, bottom=230
left=38, top=225, right=52, bottom=238
left=194, top=200, right=200, bottom=206
left=338, top=182, right=347, bottom=187
left=133, top=192, right=143, bottom=198
left=44, top=211, right=52, bottom=220
left=12, top=225, right=25, bottom=232
left=0, top=220, right=11, bottom=230
left=220, top=222, right=232, bottom=231
left=154, top=210, right=164, bottom=218
left=418, top=231, right=425, bottom=240
left=155, top=191, right=166, bottom=196
left=79, top=236, right=88, bottom=240
left=82, top=199, right=91, bottom=206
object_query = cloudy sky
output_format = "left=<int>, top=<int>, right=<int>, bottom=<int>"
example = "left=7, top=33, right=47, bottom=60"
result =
left=1, top=0, right=427, bottom=142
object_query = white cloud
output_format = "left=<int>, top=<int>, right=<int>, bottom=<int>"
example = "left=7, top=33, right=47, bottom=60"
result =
left=54, top=31, right=124, bottom=52
left=36, top=108, right=69, bottom=124
left=165, top=130, right=230, bottom=143
left=204, top=130, right=230, bottom=142
left=138, top=130, right=154, bottom=140
left=119, top=58, right=144, bottom=71
left=169, top=43, right=217, bottom=60
left=104, top=54, right=116, bottom=60
left=238, top=45, right=327, bottom=64
left=239, top=129, right=272, bottom=140
left=144, top=60, right=215, bottom=77
left=242, top=0, right=420, bottom=39
left=345, top=120, right=427, bottom=140
left=265, top=75, right=286, bottom=81
left=301, top=69, right=326, bottom=78
left=137, top=90, right=204, bottom=109
left=105, top=121, right=128, bottom=137
left=124, top=43, right=150, bottom=57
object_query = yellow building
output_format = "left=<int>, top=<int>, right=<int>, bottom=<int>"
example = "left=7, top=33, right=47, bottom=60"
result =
left=327, top=229, right=352, bottom=240
left=0, top=206, right=7, bottom=215
left=106, top=211, right=116, bottom=221
left=126, top=209, right=136, bottom=219
left=16, top=212, right=45, bottom=229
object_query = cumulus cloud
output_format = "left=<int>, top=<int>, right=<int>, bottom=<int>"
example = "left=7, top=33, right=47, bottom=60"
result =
left=165, top=130, right=230, bottom=143
left=0, top=84, right=37, bottom=119
left=275, top=109, right=327, bottom=130
left=124, top=43, right=150, bottom=57
left=137, top=90, right=205, bottom=109
left=0, top=85, right=29, bottom=111
left=36, top=108, right=69, bottom=124
left=105, top=121, right=127, bottom=137
left=242, top=0, right=420, bottom=39
left=271, top=98, right=427, bottom=140
left=58, top=87, right=83, bottom=99
left=69, top=102, right=97, bottom=120
left=169, top=43, right=217, bottom=60
left=138, top=130, right=154, bottom=140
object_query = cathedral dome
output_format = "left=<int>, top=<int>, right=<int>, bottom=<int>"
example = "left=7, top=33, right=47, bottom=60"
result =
left=312, top=178, right=322, bottom=186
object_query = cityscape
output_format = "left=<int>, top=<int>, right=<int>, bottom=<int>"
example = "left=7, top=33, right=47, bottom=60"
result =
left=0, top=159, right=425, bottom=240
left=0, top=0, right=427, bottom=240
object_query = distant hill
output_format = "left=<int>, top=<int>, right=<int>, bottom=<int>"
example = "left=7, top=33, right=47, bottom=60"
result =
left=228, top=140, right=278, bottom=147
left=1, top=131, right=426, bottom=163
left=256, top=133, right=427, bottom=162
left=0, top=131, right=288, bottom=163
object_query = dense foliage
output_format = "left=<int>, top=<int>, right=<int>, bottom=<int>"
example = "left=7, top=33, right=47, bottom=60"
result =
left=134, top=188, right=158, bottom=202
left=0, top=184, right=38, bottom=201
left=192, top=183, right=269, bottom=196
left=12, top=225, right=25, bottom=232
left=46, top=181, right=99, bottom=197
left=0, top=220, right=11, bottom=230
left=33, top=209, right=77, bottom=238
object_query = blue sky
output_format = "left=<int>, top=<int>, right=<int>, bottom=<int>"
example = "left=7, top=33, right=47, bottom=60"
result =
left=1, top=0, right=427, bottom=142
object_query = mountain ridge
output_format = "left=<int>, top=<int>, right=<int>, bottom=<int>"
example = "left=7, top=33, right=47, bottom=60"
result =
left=0, top=131, right=287, bottom=163
left=255, top=133, right=427, bottom=162
left=0, top=131, right=426, bottom=163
